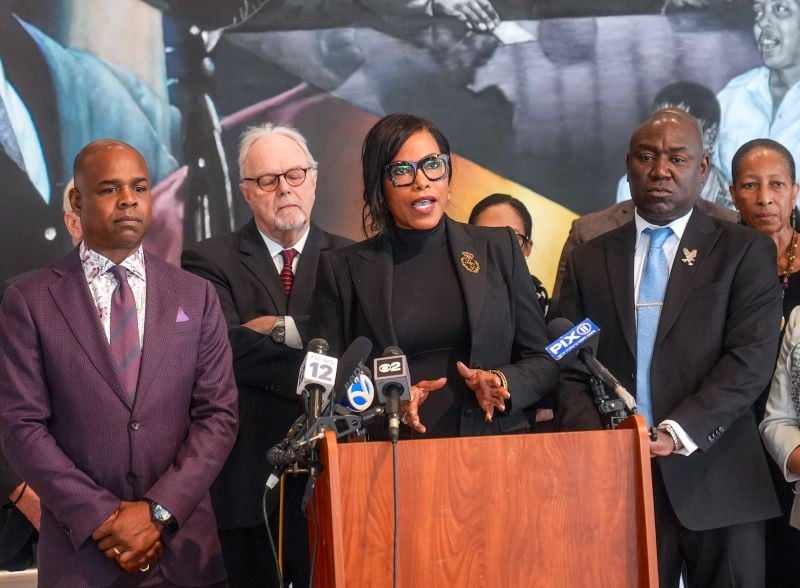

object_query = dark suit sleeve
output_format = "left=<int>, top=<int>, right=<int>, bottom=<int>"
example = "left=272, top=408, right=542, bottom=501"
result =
left=181, top=247, right=299, bottom=394
left=309, top=250, right=347, bottom=356
left=668, top=233, right=781, bottom=451
left=551, top=248, right=604, bottom=430
left=0, top=277, right=30, bottom=499
left=549, top=217, right=582, bottom=319
left=144, top=280, right=239, bottom=526
left=0, top=453, right=21, bottom=501
left=492, top=229, right=560, bottom=414
left=0, top=284, right=120, bottom=550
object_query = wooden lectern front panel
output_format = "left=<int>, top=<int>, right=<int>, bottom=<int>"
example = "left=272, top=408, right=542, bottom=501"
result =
left=313, top=425, right=657, bottom=587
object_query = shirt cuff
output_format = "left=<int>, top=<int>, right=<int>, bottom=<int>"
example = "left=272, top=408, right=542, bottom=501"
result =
left=660, top=419, right=698, bottom=456
left=284, top=316, right=302, bottom=350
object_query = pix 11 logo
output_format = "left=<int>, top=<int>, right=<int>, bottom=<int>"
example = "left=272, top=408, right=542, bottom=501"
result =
left=546, top=319, right=599, bottom=360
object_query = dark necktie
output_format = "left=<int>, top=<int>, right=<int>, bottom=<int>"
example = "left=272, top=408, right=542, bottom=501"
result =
left=280, top=248, right=298, bottom=295
left=109, top=265, right=141, bottom=400
left=636, top=227, right=672, bottom=426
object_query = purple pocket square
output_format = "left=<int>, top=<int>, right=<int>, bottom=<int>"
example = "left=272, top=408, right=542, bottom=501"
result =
left=176, top=307, right=190, bottom=322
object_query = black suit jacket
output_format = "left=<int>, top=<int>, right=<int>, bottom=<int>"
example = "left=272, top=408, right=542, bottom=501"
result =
left=557, top=208, right=781, bottom=530
left=181, top=220, right=351, bottom=528
left=312, top=216, right=559, bottom=436
left=0, top=272, right=37, bottom=570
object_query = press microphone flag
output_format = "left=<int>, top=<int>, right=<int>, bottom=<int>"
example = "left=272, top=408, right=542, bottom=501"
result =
left=545, top=318, right=600, bottom=360
left=297, top=338, right=338, bottom=401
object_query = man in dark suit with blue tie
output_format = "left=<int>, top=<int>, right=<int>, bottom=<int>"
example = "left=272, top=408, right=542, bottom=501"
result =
left=556, top=109, right=782, bottom=586
left=0, top=139, right=238, bottom=586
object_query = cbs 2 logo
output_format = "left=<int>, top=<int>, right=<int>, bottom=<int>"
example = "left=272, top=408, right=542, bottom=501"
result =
left=377, top=360, right=402, bottom=374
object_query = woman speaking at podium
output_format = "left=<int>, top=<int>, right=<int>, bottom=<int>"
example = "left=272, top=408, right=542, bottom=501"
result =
left=311, top=113, right=558, bottom=438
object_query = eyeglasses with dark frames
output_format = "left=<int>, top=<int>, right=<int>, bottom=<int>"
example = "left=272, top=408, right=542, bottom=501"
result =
left=515, top=233, right=530, bottom=249
left=385, top=154, right=450, bottom=188
left=240, top=167, right=311, bottom=192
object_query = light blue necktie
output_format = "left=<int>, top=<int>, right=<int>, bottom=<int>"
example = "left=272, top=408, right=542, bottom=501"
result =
left=636, top=227, right=672, bottom=426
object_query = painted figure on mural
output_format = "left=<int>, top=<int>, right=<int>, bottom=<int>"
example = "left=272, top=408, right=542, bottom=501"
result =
left=0, top=2, right=179, bottom=283
left=617, top=81, right=734, bottom=210
left=714, top=0, right=800, bottom=182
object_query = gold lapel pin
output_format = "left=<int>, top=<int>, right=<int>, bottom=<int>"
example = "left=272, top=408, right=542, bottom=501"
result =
left=681, top=248, right=697, bottom=266
left=460, top=251, right=480, bottom=274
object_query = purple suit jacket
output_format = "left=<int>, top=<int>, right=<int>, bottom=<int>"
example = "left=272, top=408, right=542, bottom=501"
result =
left=0, top=249, right=238, bottom=587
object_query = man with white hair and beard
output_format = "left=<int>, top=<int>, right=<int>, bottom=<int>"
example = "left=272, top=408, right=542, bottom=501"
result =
left=182, top=123, right=351, bottom=587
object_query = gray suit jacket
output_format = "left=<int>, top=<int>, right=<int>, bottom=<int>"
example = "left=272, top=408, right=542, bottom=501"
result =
left=761, top=307, right=800, bottom=530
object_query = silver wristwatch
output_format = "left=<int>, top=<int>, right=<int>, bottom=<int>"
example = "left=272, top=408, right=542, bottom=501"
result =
left=270, top=316, right=286, bottom=344
left=657, top=424, right=683, bottom=452
left=147, top=500, right=176, bottom=529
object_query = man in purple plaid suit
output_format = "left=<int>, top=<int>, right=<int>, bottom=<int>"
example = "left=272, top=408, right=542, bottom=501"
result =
left=0, top=139, right=238, bottom=587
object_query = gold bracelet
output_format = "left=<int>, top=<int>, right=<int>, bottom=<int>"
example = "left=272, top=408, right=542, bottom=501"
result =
left=488, top=369, right=508, bottom=391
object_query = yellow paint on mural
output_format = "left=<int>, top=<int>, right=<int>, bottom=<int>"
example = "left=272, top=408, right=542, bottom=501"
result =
left=447, top=155, right=577, bottom=292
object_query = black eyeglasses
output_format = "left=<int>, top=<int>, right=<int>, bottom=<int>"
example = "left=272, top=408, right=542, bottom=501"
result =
left=385, top=154, right=450, bottom=187
left=240, top=167, right=311, bottom=192
left=515, top=233, right=530, bottom=249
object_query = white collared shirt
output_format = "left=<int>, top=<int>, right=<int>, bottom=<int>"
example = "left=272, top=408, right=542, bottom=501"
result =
left=256, top=227, right=311, bottom=350
left=633, top=208, right=693, bottom=301
left=633, top=207, right=698, bottom=456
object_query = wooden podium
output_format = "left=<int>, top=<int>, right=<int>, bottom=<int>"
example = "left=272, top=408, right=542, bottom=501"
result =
left=310, top=415, right=658, bottom=587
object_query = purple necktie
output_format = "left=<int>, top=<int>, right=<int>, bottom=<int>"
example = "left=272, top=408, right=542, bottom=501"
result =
left=280, top=249, right=298, bottom=295
left=109, top=265, right=141, bottom=400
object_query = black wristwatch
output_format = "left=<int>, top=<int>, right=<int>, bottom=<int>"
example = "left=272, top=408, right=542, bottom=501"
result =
left=270, top=316, right=286, bottom=344
left=147, top=500, right=176, bottom=530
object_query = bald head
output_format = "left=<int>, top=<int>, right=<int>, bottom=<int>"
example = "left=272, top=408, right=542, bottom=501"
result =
left=625, top=108, right=709, bottom=225
left=69, top=139, right=152, bottom=263
left=73, top=140, right=146, bottom=190
left=630, top=108, right=704, bottom=152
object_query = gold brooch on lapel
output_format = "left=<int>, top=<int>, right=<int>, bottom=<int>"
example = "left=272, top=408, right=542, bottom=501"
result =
left=681, top=248, right=698, bottom=266
left=460, top=251, right=480, bottom=274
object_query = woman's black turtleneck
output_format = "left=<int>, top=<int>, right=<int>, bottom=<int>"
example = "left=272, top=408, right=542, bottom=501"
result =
left=389, top=218, right=471, bottom=438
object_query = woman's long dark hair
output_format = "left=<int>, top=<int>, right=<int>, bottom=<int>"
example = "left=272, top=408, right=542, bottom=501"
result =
left=361, top=113, right=451, bottom=236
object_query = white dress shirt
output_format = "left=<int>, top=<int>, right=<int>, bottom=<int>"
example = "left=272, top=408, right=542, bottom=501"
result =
left=257, top=227, right=312, bottom=350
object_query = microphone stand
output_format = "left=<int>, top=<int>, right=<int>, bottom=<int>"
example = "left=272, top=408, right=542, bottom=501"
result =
left=588, top=376, right=628, bottom=429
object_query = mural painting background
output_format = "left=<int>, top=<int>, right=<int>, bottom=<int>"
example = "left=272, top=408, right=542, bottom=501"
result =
left=0, top=0, right=773, bottom=289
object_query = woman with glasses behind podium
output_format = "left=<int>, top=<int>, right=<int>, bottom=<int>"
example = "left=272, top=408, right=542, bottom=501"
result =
left=311, top=113, right=558, bottom=438
left=468, top=193, right=549, bottom=315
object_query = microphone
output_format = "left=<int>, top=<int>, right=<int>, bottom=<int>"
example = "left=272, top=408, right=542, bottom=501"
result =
left=335, top=366, right=375, bottom=414
left=373, top=346, right=412, bottom=443
left=576, top=348, right=637, bottom=412
left=266, top=443, right=306, bottom=468
left=297, top=338, right=338, bottom=419
left=329, top=336, right=373, bottom=413
left=546, top=318, right=637, bottom=414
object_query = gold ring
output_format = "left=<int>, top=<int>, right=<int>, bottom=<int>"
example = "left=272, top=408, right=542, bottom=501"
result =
left=113, top=547, right=122, bottom=556
left=139, top=563, right=150, bottom=573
